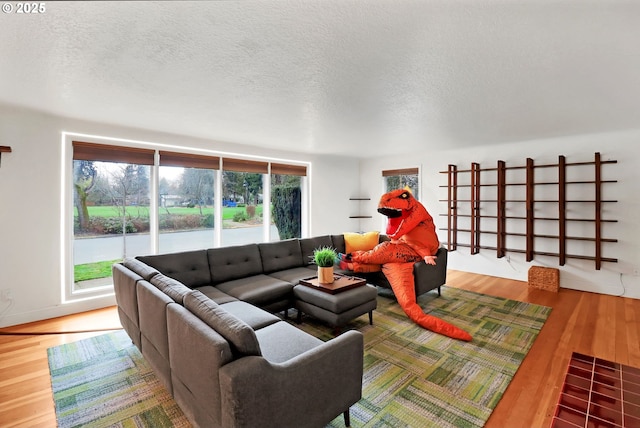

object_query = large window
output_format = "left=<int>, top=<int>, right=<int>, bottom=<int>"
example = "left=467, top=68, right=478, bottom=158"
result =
left=72, top=142, right=153, bottom=293
left=383, top=167, right=420, bottom=199
left=67, top=138, right=309, bottom=298
left=221, top=158, right=268, bottom=246
left=158, top=151, right=218, bottom=253
left=271, top=163, right=307, bottom=240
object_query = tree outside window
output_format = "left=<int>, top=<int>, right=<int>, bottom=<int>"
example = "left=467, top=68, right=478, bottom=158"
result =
left=271, top=173, right=302, bottom=240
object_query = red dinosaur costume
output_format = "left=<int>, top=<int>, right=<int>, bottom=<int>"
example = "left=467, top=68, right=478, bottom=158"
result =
left=340, top=189, right=472, bottom=342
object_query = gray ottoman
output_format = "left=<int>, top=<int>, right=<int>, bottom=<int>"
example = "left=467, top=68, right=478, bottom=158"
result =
left=294, top=283, right=378, bottom=333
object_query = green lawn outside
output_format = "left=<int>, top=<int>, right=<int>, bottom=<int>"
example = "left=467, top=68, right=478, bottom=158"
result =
left=221, top=205, right=264, bottom=220
left=73, top=204, right=267, bottom=283
left=74, top=259, right=120, bottom=282
left=76, top=205, right=264, bottom=221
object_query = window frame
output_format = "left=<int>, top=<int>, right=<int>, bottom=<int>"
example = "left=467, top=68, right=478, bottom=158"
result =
left=62, top=133, right=309, bottom=303
left=382, top=167, right=421, bottom=198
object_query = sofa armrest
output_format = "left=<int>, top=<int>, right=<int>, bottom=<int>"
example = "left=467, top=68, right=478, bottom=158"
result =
left=112, top=263, right=143, bottom=348
left=413, top=247, right=448, bottom=296
left=219, top=330, right=364, bottom=428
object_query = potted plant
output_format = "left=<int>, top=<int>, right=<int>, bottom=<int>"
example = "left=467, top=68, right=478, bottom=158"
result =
left=313, top=246, right=337, bottom=284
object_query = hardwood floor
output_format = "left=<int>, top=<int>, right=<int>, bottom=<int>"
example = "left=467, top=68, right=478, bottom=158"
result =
left=0, top=307, right=122, bottom=427
left=1, top=271, right=639, bottom=427
left=446, top=270, right=640, bottom=428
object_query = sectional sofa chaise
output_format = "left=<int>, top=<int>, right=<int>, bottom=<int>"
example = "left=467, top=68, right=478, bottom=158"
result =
left=112, top=234, right=448, bottom=427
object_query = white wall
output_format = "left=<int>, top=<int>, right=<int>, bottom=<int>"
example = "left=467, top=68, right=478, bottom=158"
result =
left=4, top=102, right=636, bottom=328
left=359, top=132, right=640, bottom=299
left=0, top=104, right=360, bottom=327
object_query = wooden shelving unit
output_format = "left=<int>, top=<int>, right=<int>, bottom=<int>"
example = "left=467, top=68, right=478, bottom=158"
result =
left=349, top=198, right=372, bottom=219
left=440, top=152, right=618, bottom=270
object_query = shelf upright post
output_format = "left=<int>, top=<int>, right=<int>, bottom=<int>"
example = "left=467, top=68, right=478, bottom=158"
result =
left=497, top=160, right=506, bottom=258
left=447, top=164, right=458, bottom=251
left=558, top=155, right=567, bottom=265
left=595, top=152, right=602, bottom=270
left=526, top=158, right=535, bottom=261
left=471, top=162, right=481, bottom=254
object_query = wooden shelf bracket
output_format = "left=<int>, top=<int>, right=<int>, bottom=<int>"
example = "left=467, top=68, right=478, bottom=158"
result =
left=497, top=160, right=506, bottom=258
left=447, top=164, right=458, bottom=251
left=0, top=146, right=11, bottom=167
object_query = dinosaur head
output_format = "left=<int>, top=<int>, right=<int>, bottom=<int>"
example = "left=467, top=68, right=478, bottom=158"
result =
left=377, top=188, right=430, bottom=239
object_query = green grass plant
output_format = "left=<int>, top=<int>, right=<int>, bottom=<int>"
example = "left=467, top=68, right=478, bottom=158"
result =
left=77, top=206, right=152, bottom=218
left=75, top=205, right=262, bottom=221
left=313, top=246, right=338, bottom=267
left=74, top=259, right=119, bottom=282
left=161, top=206, right=214, bottom=216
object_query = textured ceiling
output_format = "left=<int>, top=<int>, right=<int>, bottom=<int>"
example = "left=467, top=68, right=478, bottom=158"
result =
left=1, top=1, right=639, bottom=158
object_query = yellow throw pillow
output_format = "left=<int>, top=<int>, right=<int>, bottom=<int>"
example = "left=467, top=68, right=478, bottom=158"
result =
left=344, top=231, right=380, bottom=254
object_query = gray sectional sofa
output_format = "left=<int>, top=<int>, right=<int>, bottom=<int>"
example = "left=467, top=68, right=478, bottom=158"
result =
left=112, top=234, right=448, bottom=427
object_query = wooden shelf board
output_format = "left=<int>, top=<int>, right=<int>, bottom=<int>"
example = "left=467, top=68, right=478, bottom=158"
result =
left=440, top=199, right=617, bottom=203
left=439, top=213, right=617, bottom=223
left=442, top=244, right=618, bottom=263
left=439, top=159, right=616, bottom=174
left=439, top=180, right=617, bottom=188
left=440, top=228, right=617, bottom=242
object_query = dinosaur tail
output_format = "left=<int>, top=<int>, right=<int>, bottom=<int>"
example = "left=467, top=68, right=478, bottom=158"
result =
left=383, top=263, right=472, bottom=342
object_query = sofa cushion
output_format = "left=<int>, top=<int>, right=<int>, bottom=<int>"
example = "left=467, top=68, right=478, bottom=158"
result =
left=137, top=250, right=211, bottom=288
left=184, top=290, right=261, bottom=357
left=219, top=301, right=281, bottom=330
left=215, top=275, right=293, bottom=307
left=123, top=258, right=160, bottom=281
left=268, top=267, right=317, bottom=285
left=258, top=240, right=304, bottom=273
left=150, top=273, right=192, bottom=304
left=331, top=234, right=346, bottom=253
left=344, top=231, right=379, bottom=254
left=196, top=285, right=238, bottom=304
left=207, top=244, right=263, bottom=284
left=254, top=321, right=323, bottom=363
left=299, top=235, right=334, bottom=265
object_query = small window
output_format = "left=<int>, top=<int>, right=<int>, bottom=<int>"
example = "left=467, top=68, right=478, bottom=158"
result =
left=382, top=168, right=420, bottom=199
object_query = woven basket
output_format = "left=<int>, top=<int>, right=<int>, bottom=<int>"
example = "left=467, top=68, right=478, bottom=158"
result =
left=528, top=266, right=559, bottom=292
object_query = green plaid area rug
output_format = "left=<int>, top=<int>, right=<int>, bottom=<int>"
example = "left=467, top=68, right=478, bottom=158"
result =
left=47, top=331, right=189, bottom=428
left=303, top=286, right=552, bottom=428
left=48, top=286, right=550, bottom=428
